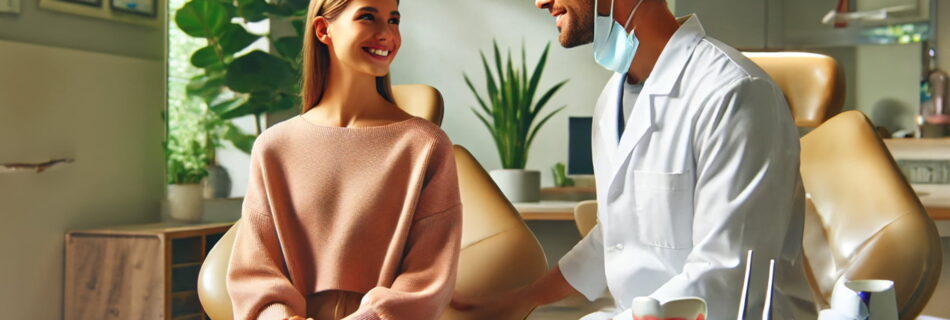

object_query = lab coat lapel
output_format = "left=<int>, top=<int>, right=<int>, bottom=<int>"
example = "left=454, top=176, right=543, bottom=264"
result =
left=606, top=89, right=655, bottom=197
left=604, top=15, right=707, bottom=197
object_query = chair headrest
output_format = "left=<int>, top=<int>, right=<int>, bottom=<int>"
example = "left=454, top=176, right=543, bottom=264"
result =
left=392, top=84, right=444, bottom=126
left=744, top=52, right=845, bottom=128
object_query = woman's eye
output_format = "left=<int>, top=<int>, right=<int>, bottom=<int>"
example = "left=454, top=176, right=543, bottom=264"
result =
left=388, top=18, right=400, bottom=25
left=358, top=14, right=374, bottom=21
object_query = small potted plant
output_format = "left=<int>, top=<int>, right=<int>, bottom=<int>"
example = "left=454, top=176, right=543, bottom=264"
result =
left=166, top=99, right=210, bottom=222
left=465, top=41, right=567, bottom=202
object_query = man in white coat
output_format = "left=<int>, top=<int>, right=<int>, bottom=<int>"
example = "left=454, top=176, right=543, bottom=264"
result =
left=451, top=0, right=816, bottom=319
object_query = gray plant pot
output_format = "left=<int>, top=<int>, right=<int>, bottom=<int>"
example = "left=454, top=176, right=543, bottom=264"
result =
left=204, top=164, right=232, bottom=199
left=489, top=169, right=541, bottom=203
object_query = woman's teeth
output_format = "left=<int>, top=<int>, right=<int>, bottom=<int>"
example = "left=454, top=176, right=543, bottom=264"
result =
left=365, top=48, right=390, bottom=57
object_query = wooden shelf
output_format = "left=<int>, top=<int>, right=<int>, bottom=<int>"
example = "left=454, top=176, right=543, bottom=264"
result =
left=65, top=222, right=234, bottom=320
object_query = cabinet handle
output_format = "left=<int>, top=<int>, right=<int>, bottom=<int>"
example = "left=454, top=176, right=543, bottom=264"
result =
left=1, top=158, right=74, bottom=173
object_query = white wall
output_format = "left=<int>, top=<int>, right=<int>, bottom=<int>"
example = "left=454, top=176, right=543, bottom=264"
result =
left=855, top=43, right=922, bottom=133
left=0, top=40, right=164, bottom=319
left=0, top=0, right=164, bottom=59
left=390, top=0, right=612, bottom=187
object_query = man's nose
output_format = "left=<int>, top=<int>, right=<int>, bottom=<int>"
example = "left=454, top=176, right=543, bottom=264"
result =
left=535, top=0, right=552, bottom=10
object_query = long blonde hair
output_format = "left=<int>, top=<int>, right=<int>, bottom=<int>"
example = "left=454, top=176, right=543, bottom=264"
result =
left=300, top=0, right=394, bottom=114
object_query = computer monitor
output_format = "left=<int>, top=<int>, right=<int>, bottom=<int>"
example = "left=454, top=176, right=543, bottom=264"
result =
left=568, top=117, right=594, bottom=175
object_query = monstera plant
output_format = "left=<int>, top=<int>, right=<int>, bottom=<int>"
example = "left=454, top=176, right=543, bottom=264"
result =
left=464, top=41, right=567, bottom=202
left=174, top=0, right=309, bottom=145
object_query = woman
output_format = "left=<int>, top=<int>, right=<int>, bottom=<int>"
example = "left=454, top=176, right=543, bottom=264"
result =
left=226, top=0, right=462, bottom=319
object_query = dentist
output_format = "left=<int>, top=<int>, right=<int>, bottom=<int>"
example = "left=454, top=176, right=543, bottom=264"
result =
left=451, top=0, right=816, bottom=319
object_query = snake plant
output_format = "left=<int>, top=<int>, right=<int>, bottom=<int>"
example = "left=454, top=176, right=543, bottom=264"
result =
left=465, top=41, right=568, bottom=169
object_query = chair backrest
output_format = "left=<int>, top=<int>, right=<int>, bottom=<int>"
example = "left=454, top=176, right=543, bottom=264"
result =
left=440, top=146, right=548, bottom=320
left=744, top=52, right=845, bottom=127
left=800, top=110, right=942, bottom=320
left=198, top=84, right=547, bottom=320
left=574, top=200, right=598, bottom=238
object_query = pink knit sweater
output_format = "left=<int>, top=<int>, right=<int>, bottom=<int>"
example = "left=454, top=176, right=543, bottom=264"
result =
left=227, top=116, right=462, bottom=320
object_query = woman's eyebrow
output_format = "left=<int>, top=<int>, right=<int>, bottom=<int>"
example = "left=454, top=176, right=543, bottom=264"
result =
left=356, top=7, right=399, bottom=16
left=356, top=6, right=379, bottom=13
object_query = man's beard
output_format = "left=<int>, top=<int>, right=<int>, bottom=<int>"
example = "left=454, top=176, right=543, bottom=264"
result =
left=559, top=7, right=595, bottom=48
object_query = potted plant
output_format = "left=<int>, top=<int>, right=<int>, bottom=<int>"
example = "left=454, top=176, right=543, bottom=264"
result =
left=172, top=0, right=305, bottom=197
left=465, top=41, right=568, bottom=202
left=166, top=98, right=210, bottom=222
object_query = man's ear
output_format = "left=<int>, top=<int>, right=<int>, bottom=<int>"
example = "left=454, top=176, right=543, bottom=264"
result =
left=313, top=17, right=331, bottom=45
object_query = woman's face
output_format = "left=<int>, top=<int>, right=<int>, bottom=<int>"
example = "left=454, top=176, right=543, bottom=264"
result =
left=320, top=0, right=401, bottom=77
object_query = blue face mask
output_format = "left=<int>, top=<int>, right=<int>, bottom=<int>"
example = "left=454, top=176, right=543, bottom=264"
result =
left=593, top=0, right=644, bottom=74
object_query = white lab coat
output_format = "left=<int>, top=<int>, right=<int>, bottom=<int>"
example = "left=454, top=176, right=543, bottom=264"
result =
left=558, top=16, right=816, bottom=320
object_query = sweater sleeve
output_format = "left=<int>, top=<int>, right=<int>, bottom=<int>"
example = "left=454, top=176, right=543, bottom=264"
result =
left=227, top=142, right=307, bottom=320
left=344, top=138, right=463, bottom=320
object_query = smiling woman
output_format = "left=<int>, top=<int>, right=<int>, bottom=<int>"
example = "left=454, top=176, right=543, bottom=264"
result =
left=224, top=0, right=464, bottom=320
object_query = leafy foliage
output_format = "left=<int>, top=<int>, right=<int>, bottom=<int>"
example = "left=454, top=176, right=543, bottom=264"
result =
left=465, top=41, right=568, bottom=169
left=174, top=0, right=308, bottom=138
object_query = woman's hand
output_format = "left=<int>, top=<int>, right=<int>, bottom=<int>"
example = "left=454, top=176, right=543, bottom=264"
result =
left=283, top=316, right=314, bottom=320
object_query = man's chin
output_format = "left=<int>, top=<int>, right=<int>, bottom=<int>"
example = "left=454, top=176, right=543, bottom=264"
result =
left=559, top=32, right=593, bottom=49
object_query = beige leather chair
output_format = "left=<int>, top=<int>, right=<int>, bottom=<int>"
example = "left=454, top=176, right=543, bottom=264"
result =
left=744, top=52, right=846, bottom=127
left=443, top=146, right=548, bottom=320
left=800, top=110, right=942, bottom=320
left=574, top=200, right=597, bottom=238
left=197, top=84, right=548, bottom=320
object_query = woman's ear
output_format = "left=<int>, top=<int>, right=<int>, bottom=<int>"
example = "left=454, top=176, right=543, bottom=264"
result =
left=313, top=17, right=331, bottom=45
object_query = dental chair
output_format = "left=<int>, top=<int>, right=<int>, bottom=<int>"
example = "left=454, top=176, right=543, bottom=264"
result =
left=743, top=52, right=845, bottom=128
left=196, top=84, right=548, bottom=320
left=800, top=110, right=942, bottom=319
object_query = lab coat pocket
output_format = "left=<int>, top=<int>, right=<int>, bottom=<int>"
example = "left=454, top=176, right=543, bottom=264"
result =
left=633, top=171, right=694, bottom=249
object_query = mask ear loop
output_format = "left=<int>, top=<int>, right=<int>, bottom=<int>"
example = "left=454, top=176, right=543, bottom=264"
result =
left=623, top=0, right=645, bottom=32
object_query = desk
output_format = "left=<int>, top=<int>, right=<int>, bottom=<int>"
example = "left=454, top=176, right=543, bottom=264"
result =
left=514, top=198, right=950, bottom=221
left=514, top=201, right=577, bottom=220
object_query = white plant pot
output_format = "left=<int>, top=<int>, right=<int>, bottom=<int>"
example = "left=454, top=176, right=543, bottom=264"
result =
left=489, top=169, right=541, bottom=203
left=168, top=184, right=204, bottom=222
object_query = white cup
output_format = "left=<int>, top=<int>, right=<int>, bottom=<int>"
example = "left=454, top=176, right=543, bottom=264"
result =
left=824, top=279, right=898, bottom=320
left=632, top=296, right=707, bottom=320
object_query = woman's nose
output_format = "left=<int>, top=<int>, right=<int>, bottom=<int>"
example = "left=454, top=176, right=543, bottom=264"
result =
left=535, top=0, right=553, bottom=9
left=376, top=22, right=395, bottom=41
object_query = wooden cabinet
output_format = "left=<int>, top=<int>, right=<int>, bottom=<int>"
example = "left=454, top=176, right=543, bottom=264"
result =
left=64, top=222, right=234, bottom=320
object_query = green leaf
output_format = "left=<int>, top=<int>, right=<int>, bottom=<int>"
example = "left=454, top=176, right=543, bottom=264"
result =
left=217, top=99, right=257, bottom=120
left=226, top=51, right=295, bottom=93
left=274, top=36, right=303, bottom=61
left=190, top=46, right=221, bottom=68
left=175, top=0, right=231, bottom=38
left=527, top=105, right=566, bottom=151
left=526, top=43, right=551, bottom=107
left=237, top=0, right=268, bottom=22
left=209, top=96, right=248, bottom=116
left=292, top=19, right=305, bottom=37
left=532, top=80, right=567, bottom=116
left=186, top=73, right=226, bottom=103
left=479, top=51, right=498, bottom=108
left=224, top=122, right=256, bottom=154
left=463, top=74, right=490, bottom=116
left=272, top=93, right=296, bottom=112
left=219, top=24, right=261, bottom=55
left=285, top=0, right=310, bottom=10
